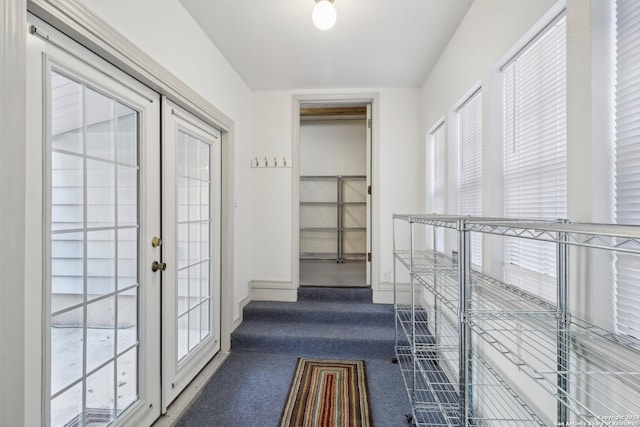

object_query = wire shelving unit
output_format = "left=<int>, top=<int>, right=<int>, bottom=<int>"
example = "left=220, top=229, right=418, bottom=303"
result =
left=300, top=175, right=366, bottom=262
left=392, top=214, right=640, bottom=426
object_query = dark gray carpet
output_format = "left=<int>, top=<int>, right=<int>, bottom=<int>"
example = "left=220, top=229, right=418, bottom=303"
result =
left=300, top=260, right=368, bottom=287
left=175, top=287, right=412, bottom=426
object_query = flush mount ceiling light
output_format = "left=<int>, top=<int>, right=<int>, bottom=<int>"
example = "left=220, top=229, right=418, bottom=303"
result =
left=312, top=0, right=337, bottom=31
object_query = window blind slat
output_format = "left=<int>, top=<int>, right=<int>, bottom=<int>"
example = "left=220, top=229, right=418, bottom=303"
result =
left=503, top=14, right=566, bottom=302
left=458, top=90, right=483, bottom=267
left=615, top=0, right=640, bottom=340
left=431, top=123, right=445, bottom=253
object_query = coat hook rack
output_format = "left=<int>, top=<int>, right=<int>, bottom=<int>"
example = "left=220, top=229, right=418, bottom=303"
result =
left=250, top=156, right=292, bottom=168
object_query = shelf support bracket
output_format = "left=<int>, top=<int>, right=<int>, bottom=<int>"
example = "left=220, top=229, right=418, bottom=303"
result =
left=556, top=219, right=570, bottom=425
left=457, top=219, right=473, bottom=426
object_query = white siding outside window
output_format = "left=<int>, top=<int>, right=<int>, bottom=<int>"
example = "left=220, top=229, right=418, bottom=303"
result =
left=502, top=13, right=567, bottom=302
left=431, top=123, right=445, bottom=253
left=457, top=90, right=483, bottom=268
left=614, top=0, right=640, bottom=340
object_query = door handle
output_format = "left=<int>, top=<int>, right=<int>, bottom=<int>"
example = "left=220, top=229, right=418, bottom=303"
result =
left=152, top=261, right=167, bottom=272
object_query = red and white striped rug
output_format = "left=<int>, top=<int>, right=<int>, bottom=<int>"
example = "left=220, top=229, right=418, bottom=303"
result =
left=279, top=358, right=372, bottom=427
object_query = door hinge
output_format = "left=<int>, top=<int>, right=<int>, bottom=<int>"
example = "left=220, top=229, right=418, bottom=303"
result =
left=367, top=185, right=371, bottom=195
left=367, top=252, right=372, bottom=262
left=367, top=119, right=372, bottom=129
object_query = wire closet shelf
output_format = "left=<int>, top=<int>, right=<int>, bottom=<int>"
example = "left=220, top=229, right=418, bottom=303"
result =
left=300, top=175, right=367, bottom=263
left=392, top=214, right=640, bottom=427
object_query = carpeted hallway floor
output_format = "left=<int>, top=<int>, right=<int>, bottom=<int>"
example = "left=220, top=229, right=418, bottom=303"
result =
left=175, top=287, right=411, bottom=426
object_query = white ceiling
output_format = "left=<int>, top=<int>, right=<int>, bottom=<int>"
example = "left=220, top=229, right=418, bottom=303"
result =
left=178, top=0, right=474, bottom=91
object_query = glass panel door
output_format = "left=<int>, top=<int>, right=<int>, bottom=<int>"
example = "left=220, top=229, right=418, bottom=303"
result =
left=27, top=19, right=162, bottom=425
left=49, top=70, right=143, bottom=426
left=162, top=101, right=221, bottom=410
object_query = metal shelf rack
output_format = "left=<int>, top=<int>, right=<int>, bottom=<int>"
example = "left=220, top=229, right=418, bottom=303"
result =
left=392, top=214, right=640, bottom=426
left=300, top=175, right=366, bottom=262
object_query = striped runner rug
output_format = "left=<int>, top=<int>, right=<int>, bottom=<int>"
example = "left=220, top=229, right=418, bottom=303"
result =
left=279, top=358, right=372, bottom=427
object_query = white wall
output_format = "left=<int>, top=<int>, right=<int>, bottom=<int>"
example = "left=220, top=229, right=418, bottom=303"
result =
left=299, top=120, right=366, bottom=176
left=79, top=0, right=255, bottom=322
left=251, top=89, right=422, bottom=301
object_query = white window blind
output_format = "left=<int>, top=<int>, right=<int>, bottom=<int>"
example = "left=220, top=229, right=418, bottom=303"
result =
left=614, top=0, right=640, bottom=340
left=503, top=13, right=567, bottom=302
left=432, top=123, right=445, bottom=253
left=457, top=90, right=483, bottom=268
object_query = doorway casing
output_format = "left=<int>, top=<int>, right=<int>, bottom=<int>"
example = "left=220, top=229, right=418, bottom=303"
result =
left=292, top=93, right=380, bottom=297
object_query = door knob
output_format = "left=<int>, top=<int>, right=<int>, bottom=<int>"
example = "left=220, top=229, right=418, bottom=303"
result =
left=152, top=261, right=167, bottom=272
left=151, top=236, right=163, bottom=247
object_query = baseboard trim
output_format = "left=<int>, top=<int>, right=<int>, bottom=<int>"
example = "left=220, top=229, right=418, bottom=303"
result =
left=373, top=281, right=413, bottom=305
left=232, top=294, right=251, bottom=331
left=250, top=280, right=298, bottom=302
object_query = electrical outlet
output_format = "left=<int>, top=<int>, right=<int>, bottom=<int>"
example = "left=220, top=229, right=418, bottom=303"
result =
left=383, top=271, right=390, bottom=282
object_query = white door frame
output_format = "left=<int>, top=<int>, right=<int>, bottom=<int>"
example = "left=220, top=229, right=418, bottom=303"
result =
left=292, top=93, right=380, bottom=293
left=0, top=0, right=27, bottom=426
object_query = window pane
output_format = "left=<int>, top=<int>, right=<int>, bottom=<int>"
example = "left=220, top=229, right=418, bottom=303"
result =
left=51, top=308, right=84, bottom=395
left=188, top=265, right=201, bottom=308
left=117, top=227, right=137, bottom=290
left=51, top=152, right=84, bottom=231
left=86, top=296, right=116, bottom=372
left=86, top=88, right=115, bottom=161
left=51, top=232, right=84, bottom=313
left=200, top=300, right=210, bottom=341
left=87, top=159, right=115, bottom=228
left=51, top=382, right=82, bottom=427
left=117, top=287, right=137, bottom=352
left=116, top=348, right=138, bottom=414
left=118, top=166, right=137, bottom=226
left=178, top=268, right=189, bottom=315
left=51, top=72, right=83, bottom=154
left=85, top=362, right=115, bottom=424
left=189, top=306, right=200, bottom=351
left=178, top=313, right=188, bottom=361
left=87, top=230, right=115, bottom=297
left=116, top=103, right=137, bottom=166
left=200, top=261, right=210, bottom=302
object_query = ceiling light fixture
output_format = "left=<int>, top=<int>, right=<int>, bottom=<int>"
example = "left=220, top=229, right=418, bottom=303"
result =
left=312, top=0, right=337, bottom=31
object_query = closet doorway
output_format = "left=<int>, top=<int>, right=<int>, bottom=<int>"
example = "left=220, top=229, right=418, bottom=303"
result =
left=298, top=104, right=371, bottom=288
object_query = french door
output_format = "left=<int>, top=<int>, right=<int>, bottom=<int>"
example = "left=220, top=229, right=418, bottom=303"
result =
left=27, top=16, right=221, bottom=426
left=28, top=20, right=162, bottom=426
left=161, top=100, right=222, bottom=411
